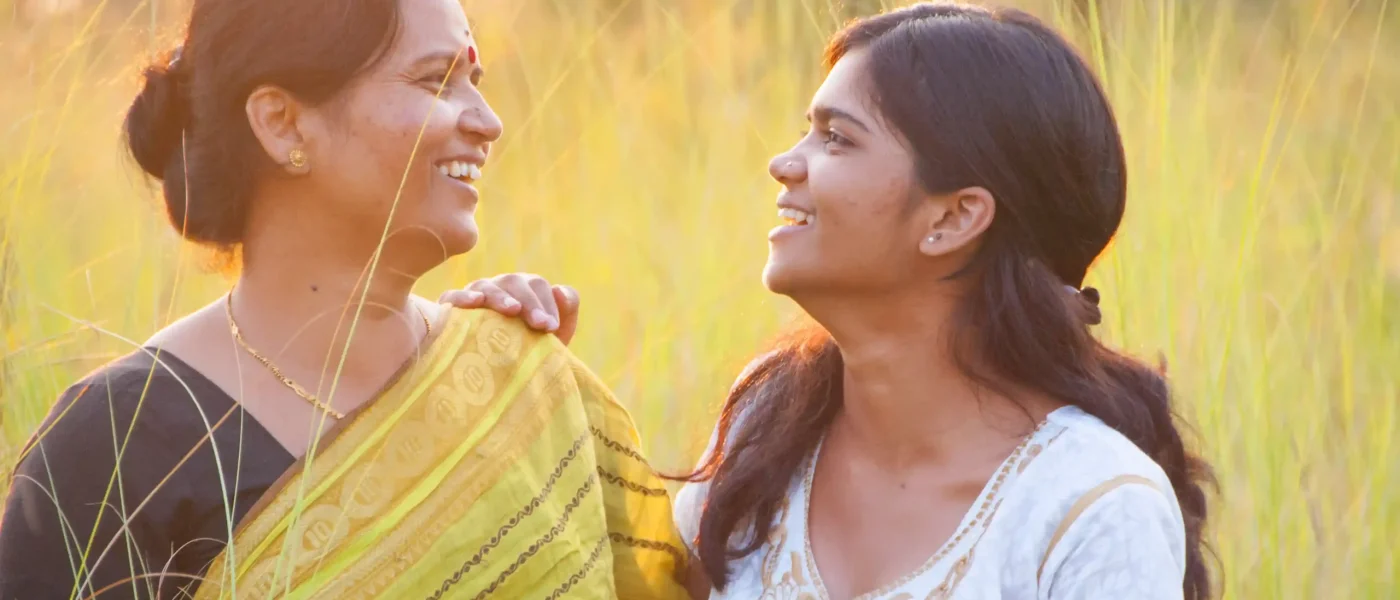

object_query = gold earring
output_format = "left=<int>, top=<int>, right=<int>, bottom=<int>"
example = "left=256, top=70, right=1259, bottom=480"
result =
left=289, top=148, right=308, bottom=169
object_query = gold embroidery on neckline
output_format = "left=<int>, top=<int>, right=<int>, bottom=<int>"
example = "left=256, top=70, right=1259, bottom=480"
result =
left=919, top=421, right=1062, bottom=599
left=762, top=495, right=794, bottom=586
left=801, top=418, right=1053, bottom=600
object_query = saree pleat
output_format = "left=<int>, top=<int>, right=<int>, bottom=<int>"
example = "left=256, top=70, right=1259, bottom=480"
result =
left=193, top=309, right=688, bottom=599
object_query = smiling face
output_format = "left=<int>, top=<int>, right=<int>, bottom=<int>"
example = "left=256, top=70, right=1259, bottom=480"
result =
left=763, top=48, right=936, bottom=299
left=294, top=0, right=503, bottom=263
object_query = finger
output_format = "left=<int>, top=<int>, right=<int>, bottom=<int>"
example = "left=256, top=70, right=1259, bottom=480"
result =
left=552, top=286, right=580, bottom=345
left=439, top=288, right=485, bottom=307
left=494, top=274, right=554, bottom=330
left=554, top=285, right=581, bottom=316
left=479, top=282, right=524, bottom=317
left=526, top=277, right=560, bottom=332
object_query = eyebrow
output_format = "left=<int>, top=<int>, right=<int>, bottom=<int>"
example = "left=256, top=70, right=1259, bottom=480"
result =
left=809, top=105, right=871, bottom=133
left=414, top=49, right=485, bottom=79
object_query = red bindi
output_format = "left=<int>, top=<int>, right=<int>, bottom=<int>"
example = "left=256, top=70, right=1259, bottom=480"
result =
left=466, top=46, right=477, bottom=64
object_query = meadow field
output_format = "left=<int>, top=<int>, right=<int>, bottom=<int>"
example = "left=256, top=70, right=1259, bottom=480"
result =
left=1, top=0, right=1397, bottom=597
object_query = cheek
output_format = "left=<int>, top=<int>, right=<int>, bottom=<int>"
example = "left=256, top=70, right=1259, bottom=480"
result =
left=809, top=155, right=909, bottom=236
left=338, top=92, right=454, bottom=188
left=369, top=102, right=441, bottom=160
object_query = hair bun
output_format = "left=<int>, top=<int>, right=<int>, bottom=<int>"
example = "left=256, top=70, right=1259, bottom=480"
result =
left=1077, top=286, right=1102, bottom=325
left=1080, top=286, right=1101, bottom=306
left=124, top=53, right=190, bottom=181
left=1065, top=285, right=1102, bottom=325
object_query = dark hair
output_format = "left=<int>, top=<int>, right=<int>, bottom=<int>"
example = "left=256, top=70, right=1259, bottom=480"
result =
left=686, top=4, right=1216, bottom=598
left=123, top=0, right=402, bottom=249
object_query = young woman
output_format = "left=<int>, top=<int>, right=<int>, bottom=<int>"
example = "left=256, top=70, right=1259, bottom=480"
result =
left=448, top=3, right=1215, bottom=599
left=0, top=0, right=688, bottom=598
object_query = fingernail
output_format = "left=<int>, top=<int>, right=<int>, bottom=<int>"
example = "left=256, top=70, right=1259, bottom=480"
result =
left=465, top=291, right=483, bottom=303
left=530, top=309, right=550, bottom=327
left=502, top=298, right=519, bottom=309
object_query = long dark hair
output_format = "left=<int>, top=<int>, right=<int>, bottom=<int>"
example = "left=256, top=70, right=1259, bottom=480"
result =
left=123, top=0, right=402, bottom=250
left=685, top=4, right=1216, bottom=598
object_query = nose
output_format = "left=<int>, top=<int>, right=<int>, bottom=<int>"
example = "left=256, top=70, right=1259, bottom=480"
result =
left=769, top=151, right=806, bottom=186
left=459, top=99, right=504, bottom=145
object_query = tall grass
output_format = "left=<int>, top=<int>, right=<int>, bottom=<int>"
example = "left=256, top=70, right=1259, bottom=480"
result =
left=1, top=0, right=1396, bottom=597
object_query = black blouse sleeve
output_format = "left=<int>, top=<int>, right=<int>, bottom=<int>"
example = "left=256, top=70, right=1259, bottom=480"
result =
left=0, top=369, right=197, bottom=599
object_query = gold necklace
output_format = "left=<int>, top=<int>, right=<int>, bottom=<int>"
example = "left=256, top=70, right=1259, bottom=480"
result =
left=225, top=293, right=432, bottom=420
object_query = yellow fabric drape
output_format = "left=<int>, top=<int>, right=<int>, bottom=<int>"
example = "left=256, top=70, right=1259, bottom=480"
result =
left=194, top=309, right=688, bottom=599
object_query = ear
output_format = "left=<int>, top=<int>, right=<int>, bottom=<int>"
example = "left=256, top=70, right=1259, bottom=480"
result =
left=245, top=85, right=310, bottom=175
left=918, top=186, right=996, bottom=256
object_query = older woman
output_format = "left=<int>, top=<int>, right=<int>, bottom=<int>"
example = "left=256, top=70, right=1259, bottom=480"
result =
left=0, top=1, right=687, bottom=598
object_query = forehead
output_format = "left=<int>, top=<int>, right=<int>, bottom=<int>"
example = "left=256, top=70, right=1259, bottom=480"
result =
left=391, top=0, right=474, bottom=58
left=810, top=48, right=875, bottom=119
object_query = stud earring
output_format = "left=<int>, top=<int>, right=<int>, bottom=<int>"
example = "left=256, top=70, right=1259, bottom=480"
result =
left=288, top=148, right=308, bottom=169
left=927, top=233, right=943, bottom=244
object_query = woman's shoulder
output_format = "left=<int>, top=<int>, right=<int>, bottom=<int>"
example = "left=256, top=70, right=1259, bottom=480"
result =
left=440, top=305, right=561, bottom=358
left=1, top=350, right=242, bottom=596
left=999, top=405, right=1184, bottom=548
left=18, top=350, right=233, bottom=459
left=50, top=350, right=212, bottom=414
left=442, top=307, right=641, bottom=436
left=95, top=348, right=226, bottom=402
left=994, top=407, right=1189, bottom=590
left=67, top=349, right=180, bottom=393
left=1032, top=406, right=1176, bottom=497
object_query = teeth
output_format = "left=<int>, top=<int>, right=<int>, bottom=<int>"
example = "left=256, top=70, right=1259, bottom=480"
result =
left=777, top=207, right=815, bottom=225
left=438, top=160, right=482, bottom=183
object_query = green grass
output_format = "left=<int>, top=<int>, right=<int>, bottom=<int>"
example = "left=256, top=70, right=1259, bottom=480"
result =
left=2, top=0, right=1397, bottom=598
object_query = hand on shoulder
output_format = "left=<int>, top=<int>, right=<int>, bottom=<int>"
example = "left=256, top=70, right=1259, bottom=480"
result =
left=440, top=273, right=580, bottom=345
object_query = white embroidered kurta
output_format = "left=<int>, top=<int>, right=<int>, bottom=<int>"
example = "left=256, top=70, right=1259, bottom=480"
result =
left=674, top=406, right=1187, bottom=599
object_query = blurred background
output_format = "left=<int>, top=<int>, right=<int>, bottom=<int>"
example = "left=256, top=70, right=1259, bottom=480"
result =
left=1, top=0, right=1396, bottom=597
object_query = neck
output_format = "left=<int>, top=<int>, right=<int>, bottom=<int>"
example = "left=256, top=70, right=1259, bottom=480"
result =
left=234, top=256, right=419, bottom=336
left=242, top=183, right=442, bottom=289
left=230, top=195, right=434, bottom=386
left=801, top=285, right=1041, bottom=469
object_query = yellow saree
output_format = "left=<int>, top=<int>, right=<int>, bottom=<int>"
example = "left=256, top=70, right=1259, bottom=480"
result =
left=194, top=309, right=689, bottom=599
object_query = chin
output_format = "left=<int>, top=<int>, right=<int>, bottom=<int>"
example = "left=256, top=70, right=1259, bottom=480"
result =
left=440, top=224, right=479, bottom=258
left=422, top=206, right=472, bottom=252
left=764, top=258, right=860, bottom=302
left=761, top=260, right=802, bottom=296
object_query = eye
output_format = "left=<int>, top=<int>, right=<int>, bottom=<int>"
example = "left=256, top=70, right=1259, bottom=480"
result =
left=822, top=129, right=850, bottom=146
left=419, top=72, right=453, bottom=91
